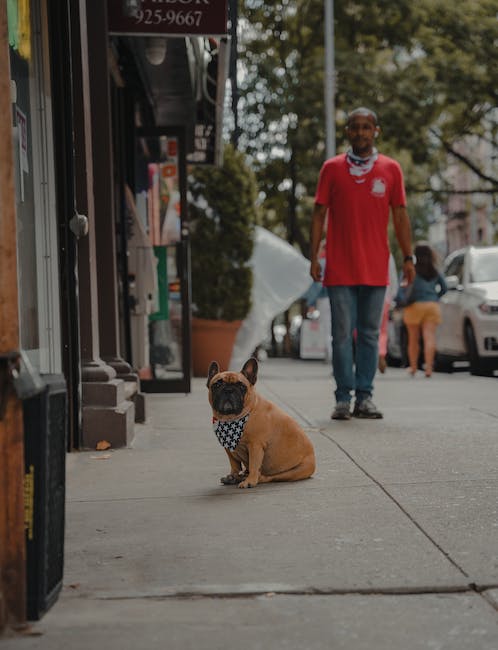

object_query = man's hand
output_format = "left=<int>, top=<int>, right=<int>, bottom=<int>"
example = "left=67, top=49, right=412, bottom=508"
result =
left=310, top=258, right=322, bottom=282
left=392, top=205, right=415, bottom=282
left=403, top=259, right=416, bottom=283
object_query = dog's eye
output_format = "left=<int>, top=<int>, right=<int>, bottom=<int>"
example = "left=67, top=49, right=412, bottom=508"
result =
left=236, top=382, right=247, bottom=394
left=212, top=380, right=224, bottom=390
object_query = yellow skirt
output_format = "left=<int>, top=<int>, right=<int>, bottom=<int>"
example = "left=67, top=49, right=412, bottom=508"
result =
left=403, top=301, right=442, bottom=326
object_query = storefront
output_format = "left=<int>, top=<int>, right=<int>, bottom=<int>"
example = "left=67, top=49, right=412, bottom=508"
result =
left=1, top=0, right=230, bottom=630
left=9, top=2, right=63, bottom=377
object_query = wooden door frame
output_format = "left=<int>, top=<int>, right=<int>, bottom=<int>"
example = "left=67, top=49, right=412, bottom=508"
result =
left=0, top=2, right=27, bottom=630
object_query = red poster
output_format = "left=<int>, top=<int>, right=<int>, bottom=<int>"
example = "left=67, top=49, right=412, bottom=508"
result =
left=107, top=0, right=228, bottom=36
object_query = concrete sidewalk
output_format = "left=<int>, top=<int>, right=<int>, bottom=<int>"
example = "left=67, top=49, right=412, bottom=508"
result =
left=4, top=358, right=498, bottom=649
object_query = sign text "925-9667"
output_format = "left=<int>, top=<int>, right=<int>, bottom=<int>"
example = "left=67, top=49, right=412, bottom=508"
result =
left=107, top=0, right=227, bottom=36
left=134, top=8, right=203, bottom=26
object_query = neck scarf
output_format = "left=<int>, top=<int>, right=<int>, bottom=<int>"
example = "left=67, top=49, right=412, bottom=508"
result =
left=346, top=147, right=378, bottom=182
left=213, top=413, right=250, bottom=451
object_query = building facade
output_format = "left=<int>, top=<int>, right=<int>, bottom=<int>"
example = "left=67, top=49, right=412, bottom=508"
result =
left=442, top=137, right=497, bottom=254
left=0, top=0, right=228, bottom=631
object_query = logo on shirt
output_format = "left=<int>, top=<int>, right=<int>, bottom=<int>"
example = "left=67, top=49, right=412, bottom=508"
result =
left=371, top=178, right=386, bottom=197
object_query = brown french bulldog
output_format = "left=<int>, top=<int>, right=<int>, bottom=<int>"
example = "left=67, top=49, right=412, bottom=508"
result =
left=207, top=357, right=316, bottom=489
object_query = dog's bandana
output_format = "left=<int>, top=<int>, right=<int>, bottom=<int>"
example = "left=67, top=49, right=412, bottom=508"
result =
left=212, top=413, right=250, bottom=451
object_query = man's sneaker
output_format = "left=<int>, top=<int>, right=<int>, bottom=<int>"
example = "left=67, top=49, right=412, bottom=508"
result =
left=353, top=398, right=383, bottom=419
left=331, top=402, right=351, bottom=420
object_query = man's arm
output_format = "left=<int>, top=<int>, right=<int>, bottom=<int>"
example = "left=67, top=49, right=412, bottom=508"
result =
left=392, top=205, right=415, bottom=283
left=310, top=203, right=327, bottom=281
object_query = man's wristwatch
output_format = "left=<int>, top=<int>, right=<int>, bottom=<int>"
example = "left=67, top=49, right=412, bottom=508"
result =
left=404, top=254, right=416, bottom=264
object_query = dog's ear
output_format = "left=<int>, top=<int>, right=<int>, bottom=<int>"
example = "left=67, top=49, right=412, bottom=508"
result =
left=207, top=361, right=220, bottom=387
left=241, top=357, right=258, bottom=385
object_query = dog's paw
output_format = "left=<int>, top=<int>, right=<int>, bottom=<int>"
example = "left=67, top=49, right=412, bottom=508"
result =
left=220, top=474, right=239, bottom=485
left=220, top=472, right=245, bottom=485
left=238, top=478, right=257, bottom=489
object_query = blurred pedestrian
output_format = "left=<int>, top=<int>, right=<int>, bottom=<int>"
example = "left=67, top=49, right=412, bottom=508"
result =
left=402, top=242, right=447, bottom=377
left=310, top=107, right=415, bottom=420
left=302, top=240, right=328, bottom=315
left=378, top=254, right=399, bottom=373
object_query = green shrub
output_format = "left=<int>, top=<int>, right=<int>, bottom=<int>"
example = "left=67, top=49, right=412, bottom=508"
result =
left=188, top=145, right=257, bottom=321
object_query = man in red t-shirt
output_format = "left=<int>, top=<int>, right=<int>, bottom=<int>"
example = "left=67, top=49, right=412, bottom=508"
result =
left=310, top=107, right=415, bottom=420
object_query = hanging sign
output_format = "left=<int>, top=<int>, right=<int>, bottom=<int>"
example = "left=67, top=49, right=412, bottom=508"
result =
left=107, top=0, right=228, bottom=36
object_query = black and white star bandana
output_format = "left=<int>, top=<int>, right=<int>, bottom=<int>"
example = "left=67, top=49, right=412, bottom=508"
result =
left=212, top=413, right=250, bottom=451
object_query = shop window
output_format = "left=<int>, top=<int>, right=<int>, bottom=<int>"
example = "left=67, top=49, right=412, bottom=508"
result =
left=9, top=0, right=62, bottom=374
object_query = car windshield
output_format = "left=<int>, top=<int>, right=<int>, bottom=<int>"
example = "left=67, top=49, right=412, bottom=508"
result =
left=469, top=251, right=498, bottom=283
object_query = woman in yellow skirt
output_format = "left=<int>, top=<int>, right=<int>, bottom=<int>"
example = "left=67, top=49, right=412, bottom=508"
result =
left=402, top=243, right=447, bottom=377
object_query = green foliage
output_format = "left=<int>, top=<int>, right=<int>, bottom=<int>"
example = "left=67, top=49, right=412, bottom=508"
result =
left=238, top=0, right=498, bottom=250
left=188, top=145, right=257, bottom=321
left=240, top=1, right=327, bottom=254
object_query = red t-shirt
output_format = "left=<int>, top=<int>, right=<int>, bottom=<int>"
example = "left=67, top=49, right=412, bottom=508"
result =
left=315, top=153, right=406, bottom=286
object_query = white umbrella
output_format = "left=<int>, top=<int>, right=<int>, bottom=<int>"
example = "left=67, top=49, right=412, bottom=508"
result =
left=229, top=226, right=312, bottom=369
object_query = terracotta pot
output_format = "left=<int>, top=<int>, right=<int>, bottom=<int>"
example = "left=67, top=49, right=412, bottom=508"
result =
left=191, top=317, right=242, bottom=378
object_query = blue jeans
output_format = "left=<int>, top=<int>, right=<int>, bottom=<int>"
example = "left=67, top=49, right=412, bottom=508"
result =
left=327, top=286, right=386, bottom=404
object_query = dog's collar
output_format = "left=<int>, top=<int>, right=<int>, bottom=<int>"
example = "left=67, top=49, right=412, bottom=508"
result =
left=212, top=413, right=250, bottom=451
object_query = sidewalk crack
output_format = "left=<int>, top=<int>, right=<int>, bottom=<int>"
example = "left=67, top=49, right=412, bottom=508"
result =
left=318, top=429, right=470, bottom=579
left=82, top=583, right=498, bottom=602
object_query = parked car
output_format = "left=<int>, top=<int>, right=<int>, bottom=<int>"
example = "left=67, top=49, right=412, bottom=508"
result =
left=260, top=313, right=302, bottom=358
left=436, top=245, right=498, bottom=375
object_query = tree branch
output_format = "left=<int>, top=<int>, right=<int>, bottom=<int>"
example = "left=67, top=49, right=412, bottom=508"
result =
left=430, top=129, right=498, bottom=187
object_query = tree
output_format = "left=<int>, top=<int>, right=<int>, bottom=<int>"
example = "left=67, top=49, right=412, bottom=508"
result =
left=238, top=1, right=327, bottom=253
left=237, top=0, right=498, bottom=250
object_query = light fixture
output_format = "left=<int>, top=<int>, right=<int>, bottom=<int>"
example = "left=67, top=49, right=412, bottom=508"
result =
left=124, top=0, right=142, bottom=17
left=145, top=38, right=167, bottom=66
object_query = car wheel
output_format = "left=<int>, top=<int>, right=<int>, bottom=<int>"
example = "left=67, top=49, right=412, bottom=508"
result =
left=465, top=323, right=492, bottom=376
left=434, top=353, right=453, bottom=373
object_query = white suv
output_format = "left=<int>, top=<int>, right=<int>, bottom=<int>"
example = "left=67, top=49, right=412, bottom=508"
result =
left=436, top=245, right=498, bottom=375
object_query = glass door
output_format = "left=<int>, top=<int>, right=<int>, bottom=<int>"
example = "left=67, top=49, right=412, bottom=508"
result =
left=131, top=127, right=191, bottom=392
left=9, top=0, right=62, bottom=375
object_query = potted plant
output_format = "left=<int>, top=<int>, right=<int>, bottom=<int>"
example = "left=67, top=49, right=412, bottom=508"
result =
left=188, top=145, right=258, bottom=376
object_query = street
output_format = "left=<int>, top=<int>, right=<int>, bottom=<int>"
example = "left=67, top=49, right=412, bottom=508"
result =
left=4, top=358, right=498, bottom=649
